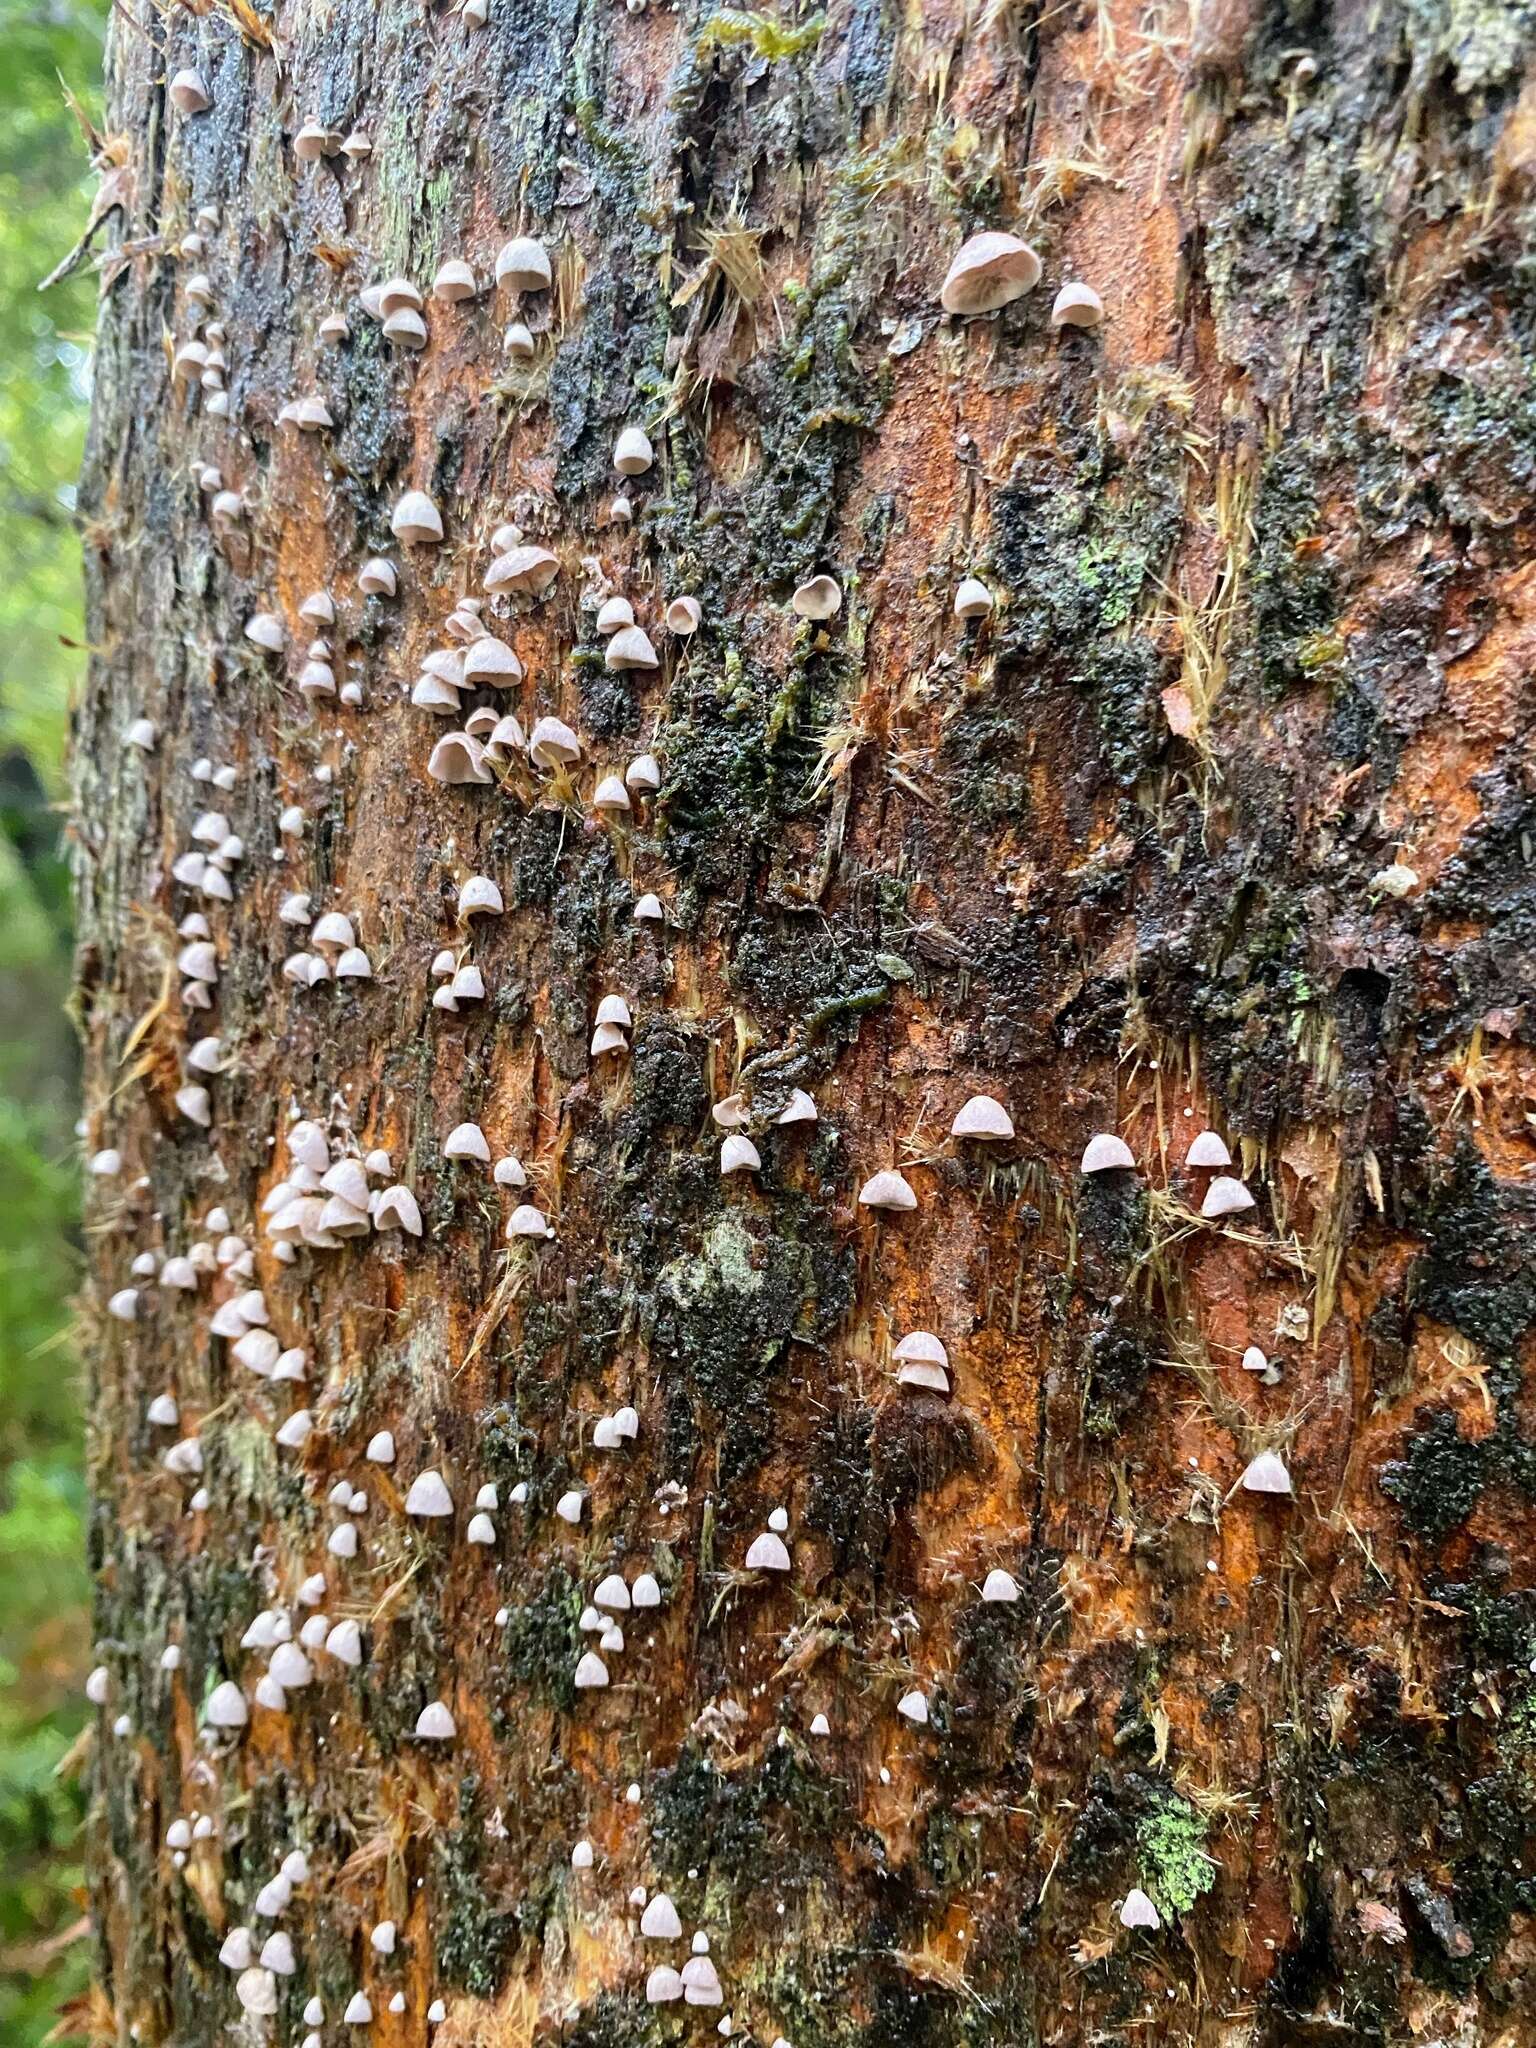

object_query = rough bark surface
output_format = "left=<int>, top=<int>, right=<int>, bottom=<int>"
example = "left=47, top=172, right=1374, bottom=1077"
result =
left=74, top=2, right=1536, bottom=2045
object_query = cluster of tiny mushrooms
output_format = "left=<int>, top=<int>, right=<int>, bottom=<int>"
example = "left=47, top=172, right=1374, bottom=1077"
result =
left=85, top=65, right=1301, bottom=2039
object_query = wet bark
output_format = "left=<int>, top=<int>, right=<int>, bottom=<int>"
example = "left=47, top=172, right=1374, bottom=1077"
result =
left=74, top=3, right=1536, bottom=2046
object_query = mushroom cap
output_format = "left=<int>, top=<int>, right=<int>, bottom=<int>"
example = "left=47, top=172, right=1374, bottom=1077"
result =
left=940, top=230, right=1042, bottom=314
left=640, top=1892, right=683, bottom=1938
left=495, top=235, right=552, bottom=291
left=1241, top=1344, right=1269, bottom=1373
left=1241, top=1449, right=1292, bottom=1496
left=858, top=1169, right=917, bottom=1211
left=895, top=1359, right=950, bottom=1394
left=594, top=993, right=633, bottom=1029
left=433, top=259, right=478, bottom=301
left=605, top=624, right=659, bottom=671
left=405, top=1467, right=454, bottom=1518
left=981, top=1567, right=1020, bottom=1603
left=169, top=67, right=211, bottom=114
left=462, top=635, right=523, bottom=685
left=506, top=1203, right=552, bottom=1239
left=624, top=752, right=661, bottom=793
left=1080, top=1132, right=1135, bottom=1174
left=358, top=556, right=398, bottom=595
left=1120, top=1887, right=1160, bottom=1929
left=1201, top=1174, right=1256, bottom=1219
left=665, top=595, right=702, bottom=635
left=374, top=1185, right=423, bottom=1235
left=1185, top=1129, right=1232, bottom=1168
left=592, top=774, right=631, bottom=813
left=613, top=425, right=654, bottom=475
left=1050, top=281, right=1104, bottom=329
left=897, top=1689, right=929, bottom=1725
left=485, top=545, right=560, bottom=595
left=377, top=276, right=423, bottom=315
left=953, top=575, right=994, bottom=620
left=414, top=1700, right=456, bottom=1739
left=791, top=573, right=842, bottom=621
left=720, top=1134, right=762, bottom=1176
left=427, top=732, right=493, bottom=785
left=573, top=1651, right=609, bottom=1689
left=595, top=596, right=635, bottom=634
left=951, top=1093, right=1015, bottom=1140
left=745, top=1529, right=791, bottom=1572
left=444, top=1121, right=490, bottom=1161
left=893, top=1330, right=949, bottom=1367
left=529, top=715, right=581, bottom=766
left=776, top=1087, right=817, bottom=1125
left=383, top=307, right=428, bottom=348
left=459, top=875, right=504, bottom=918
left=390, top=490, right=443, bottom=545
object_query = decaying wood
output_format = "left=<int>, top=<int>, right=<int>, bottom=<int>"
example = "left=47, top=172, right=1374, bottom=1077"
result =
left=73, top=3, right=1536, bottom=2046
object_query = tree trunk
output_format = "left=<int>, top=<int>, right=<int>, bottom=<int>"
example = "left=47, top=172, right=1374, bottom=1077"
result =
left=73, top=3, right=1536, bottom=2045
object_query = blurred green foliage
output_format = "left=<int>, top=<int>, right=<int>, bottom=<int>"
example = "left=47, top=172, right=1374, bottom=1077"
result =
left=1, top=2, right=107, bottom=2041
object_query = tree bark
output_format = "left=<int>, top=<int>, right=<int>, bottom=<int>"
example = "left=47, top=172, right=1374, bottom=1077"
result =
left=74, top=3, right=1536, bottom=2046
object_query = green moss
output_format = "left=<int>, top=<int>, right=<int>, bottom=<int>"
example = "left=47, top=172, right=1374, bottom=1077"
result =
left=433, top=1778, right=515, bottom=1999
left=1137, top=1790, right=1216, bottom=1917
left=499, top=1564, right=584, bottom=1713
left=1380, top=1410, right=1487, bottom=1540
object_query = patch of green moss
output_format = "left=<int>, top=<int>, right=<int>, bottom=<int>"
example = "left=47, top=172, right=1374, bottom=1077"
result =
left=499, top=1564, right=584, bottom=1713
left=433, top=1778, right=515, bottom=2000
left=1137, top=1790, right=1216, bottom=1917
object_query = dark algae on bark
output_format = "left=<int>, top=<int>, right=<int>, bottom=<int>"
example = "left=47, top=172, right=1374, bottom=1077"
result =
left=68, top=0, right=1536, bottom=2045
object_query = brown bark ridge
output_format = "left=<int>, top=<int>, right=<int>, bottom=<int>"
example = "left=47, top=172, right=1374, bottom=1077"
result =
left=71, top=1, right=1536, bottom=2044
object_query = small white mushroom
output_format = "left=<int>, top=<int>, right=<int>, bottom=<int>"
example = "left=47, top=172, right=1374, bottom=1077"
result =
left=463, top=636, right=523, bottom=686
left=485, top=545, right=560, bottom=596
left=980, top=1568, right=1019, bottom=1603
left=344, top=1991, right=374, bottom=2023
left=791, top=574, right=841, bottom=621
left=1186, top=1130, right=1232, bottom=1168
left=204, top=1680, right=248, bottom=1729
left=951, top=1094, right=1014, bottom=1140
left=444, top=1122, right=490, bottom=1162
left=358, top=557, right=398, bottom=597
left=1080, top=1133, right=1135, bottom=1174
left=858, top=1169, right=916, bottom=1211
left=625, top=753, right=661, bottom=794
left=366, top=1431, right=396, bottom=1463
left=613, top=425, right=654, bottom=475
left=374, top=1186, right=423, bottom=1235
left=573, top=1651, right=609, bottom=1689
left=433, top=259, right=478, bottom=302
left=506, top=1203, right=552, bottom=1239
left=1050, top=282, right=1104, bottom=329
left=593, top=775, right=631, bottom=813
left=529, top=715, right=581, bottom=767
left=427, top=733, right=493, bottom=784
left=665, top=595, right=702, bottom=636
left=169, top=68, right=211, bottom=115
left=555, top=1489, right=584, bottom=1524
left=414, top=1701, right=456, bottom=1740
left=494, top=236, right=551, bottom=292
left=1202, top=1175, right=1256, bottom=1220
left=405, top=1469, right=454, bottom=1517
left=641, top=1893, right=683, bottom=1939
left=391, top=490, right=443, bottom=545
left=1120, top=1887, right=1160, bottom=1930
left=745, top=1530, right=791, bottom=1572
left=939, top=231, right=1041, bottom=315
left=720, top=1135, right=761, bottom=1176
left=606, top=625, right=659, bottom=672
left=1241, top=1450, right=1292, bottom=1496
left=953, top=576, right=994, bottom=620
left=897, top=1689, right=929, bottom=1726
left=595, top=596, right=635, bottom=635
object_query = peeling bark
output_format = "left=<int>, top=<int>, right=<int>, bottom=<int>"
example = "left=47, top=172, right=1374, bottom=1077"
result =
left=75, top=3, right=1536, bottom=2046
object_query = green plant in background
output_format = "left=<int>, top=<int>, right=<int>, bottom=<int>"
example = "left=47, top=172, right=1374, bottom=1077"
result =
left=1, top=3, right=107, bottom=2042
